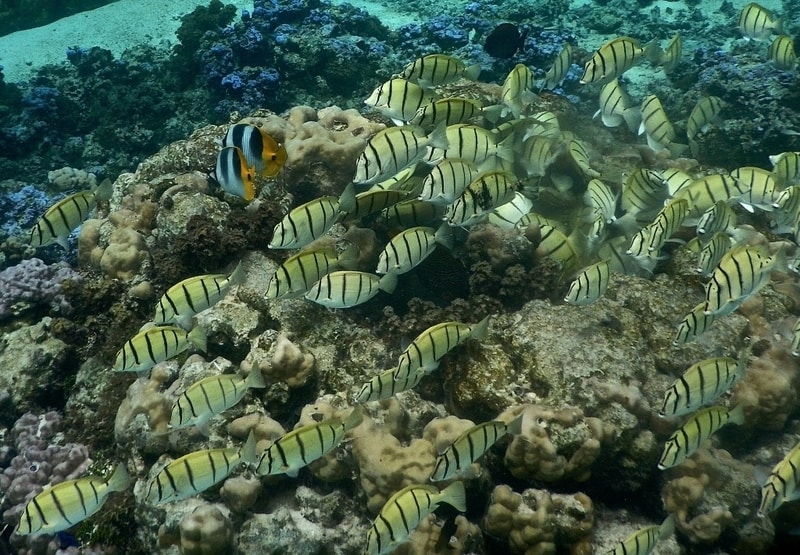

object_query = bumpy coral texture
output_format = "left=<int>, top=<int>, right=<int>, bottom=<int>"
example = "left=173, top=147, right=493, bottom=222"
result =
left=0, top=257, right=81, bottom=321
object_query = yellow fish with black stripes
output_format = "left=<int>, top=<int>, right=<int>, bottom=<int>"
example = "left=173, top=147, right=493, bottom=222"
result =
left=376, top=225, right=453, bottom=275
left=365, top=481, right=466, bottom=555
left=604, top=514, right=675, bottom=555
left=580, top=36, right=659, bottom=85
left=673, top=301, right=717, bottom=345
left=565, top=259, right=611, bottom=306
left=759, top=440, right=800, bottom=514
left=30, top=179, right=113, bottom=249
left=355, top=125, right=448, bottom=185
left=256, top=407, right=363, bottom=477
left=364, top=78, right=434, bottom=125
left=113, top=325, right=207, bottom=374
left=266, top=245, right=358, bottom=300
left=268, top=184, right=356, bottom=249
left=15, top=463, right=131, bottom=535
left=658, top=404, right=745, bottom=469
left=355, top=367, right=426, bottom=403
left=399, top=54, right=480, bottom=88
left=304, top=270, right=397, bottom=309
left=738, top=2, right=782, bottom=40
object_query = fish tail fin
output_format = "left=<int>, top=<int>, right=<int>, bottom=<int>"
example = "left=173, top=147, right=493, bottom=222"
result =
left=729, top=403, right=746, bottom=426
left=107, top=463, right=132, bottom=493
left=440, top=480, right=467, bottom=512
left=495, top=134, right=516, bottom=163
left=247, top=367, right=267, bottom=389
left=344, top=406, right=365, bottom=431
left=338, top=182, right=357, bottom=215
left=622, top=107, right=642, bottom=134
left=470, top=315, right=491, bottom=341
left=668, top=142, right=689, bottom=158
left=737, top=338, right=753, bottom=375
left=505, top=412, right=524, bottom=436
left=644, top=40, right=664, bottom=65
left=658, top=513, right=676, bottom=540
left=426, top=122, right=450, bottom=152
left=774, top=18, right=784, bottom=35
left=463, top=63, right=481, bottom=81
left=378, top=271, right=398, bottom=294
left=228, top=260, right=246, bottom=286
left=433, top=223, right=455, bottom=250
left=481, top=104, right=505, bottom=125
left=188, top=326, right=208, bottom=353
left=93, top=178, right=114, bottom=202
left=240, top=431, right=259, bottom=467
left=336, top=243, right=361, bottom=271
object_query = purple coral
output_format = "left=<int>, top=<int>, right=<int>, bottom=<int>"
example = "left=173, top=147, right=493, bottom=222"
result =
left=0, top=258, right=82, bottom=322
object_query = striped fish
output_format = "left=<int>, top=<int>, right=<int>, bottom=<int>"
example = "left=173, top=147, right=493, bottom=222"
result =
left=534, top=224, right=584, bottom=276
left=154, top=262, right=245, bottom=328
left=759, top=441, right=800, bottom=514
left=686, top=96, right=725, bottom=142
left=304, top=270, right=397, bottom=308
left=147, top=432, right=257, bottom=504
left=568, top=138, right=601, bottom=178
left=585, top=179, right=617, bottom=223
left=445, top=171, right=517, bottom=227
left=394, top=317, right=490, bottom=380
left=738, top=2, right=782, bottom=40
left=605, top=514, right=675, bottom=555
left=658, top=404, right=745, bottom=469
left=169, top=368, right=266, bottom=433
left=730, top=166, right=777, bottom=212
left=500, top=63, right=535, bottom=118
left=704, top=244, right=784, bottom=316
left=30, top=180, right=113, bottom=249
left=660, top=32, right=682, bottom=74
left=488, top=192, right=534, bottom=230
left=520, top=136, right=561, bottom=178
left=770, top=37, right=794, bottom=70
left=662, top=167, right=693, bottom=196
left=660, top=344, right=750, bottom=417
left=355, top=125, right=448, bottom=185
left=580, top=36, right=658, bottom=84
left=364, top=78, right=434, bottom=125
left=221, top=123, right=287, bottom=177
left=673, top=174, right=746, bottom=219
left=430, top=415, right=523, bottom=481
left=792, top=315, right=800, bottom=356
left=255, top=407, right=363, bottom=477
left=673, top=302, right=717, bottom=345
left=399, top=54, right=480, bottom=88
left=695, top=232, right=732, bottom=276
left=344, top=189, right=410, bottom=222
left=541, top=43, right=573, bottom=91
left=426, top=123, right=512, bottom=167
left=385, top=199, right=446, bottom=228
left=639, top=94, right=684, bottom=155
left=565, top=260, right=611, bottom=306
left=365, top=481, right=467, bottom=555
left=621, top=169, right=668, bottom=217
left=15, top=463, right=131, bottom=535
left=376, top=225, right=453, bottom=275
left=410, top=98, right=482, bottom=130
left=369, top=166, right=419, bottom=192
left=419, top=158, right=478, bottom=205
left=113, top=325, right=207, bottom=374
left=770, top=186, right=800, bottom=233
left=268, top=184, right=356, bottom=249
left=697, top=200, right=736, bottom=239
left=210, top=146, right=257, bottom=201
left=643, top=198, right=689, bottom=253
left=593, top=78, right=640, bottom=132
left=266, top=246, right=358, bottom=300
left=355, top=367, right=426, bottom=403
left=770, top=151, right=800, bottom=186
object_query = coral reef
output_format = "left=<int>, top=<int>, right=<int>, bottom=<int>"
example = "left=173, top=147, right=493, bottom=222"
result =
left=0, top=257, right=81, bottom=321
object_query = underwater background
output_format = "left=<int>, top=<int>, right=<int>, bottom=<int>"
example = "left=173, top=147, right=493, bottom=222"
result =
left=2, top=0, right=800, bottom=553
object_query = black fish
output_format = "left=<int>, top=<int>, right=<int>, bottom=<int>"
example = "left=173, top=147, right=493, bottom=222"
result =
left=484, top=23, right=527, bottom=59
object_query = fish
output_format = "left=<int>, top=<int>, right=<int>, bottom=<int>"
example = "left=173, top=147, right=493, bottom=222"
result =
left=770, top=186, right=800, bottom=233
left=266, top=246, right=358, bottom=300
left=672, top=173, right=746, bottom=218
left=355, top=367, right=426, bottom=403
left=604, top=514, right=675, bottom=555
left=210, top=146, right=256, bottom=201
left=147, top=432, right=257, bottom=504
left=394, top=316, right=490, bottom=380
left=169, top=368, right=267, bottom=433
left=30, top=179, right=113, bottom=249
left=369, top=166, right=419, bottom=192
left=643, top=198, right=689, bottom=253
left=500, top=63, right=536, bottom=118
left=445, top=171, right=517, bottom=227
left=660, top=343, right=750, bottom=417
left=268, top=184, right=356, bottom=249
left=364, top=78, right=435, bottom=125
left=580, top=36, right=659, bottom=85
left=639, top=94, right=685, bottom=155
left=385, top=199, right=446, bottom=228
left=673, top=302, right=717, bottom=345
left=534, top=224, right=585, bottom=276
left=703, top=244, right=785, bottom=316
left=686, top=96, right=725, bottom=142
left=520, top=136, right=561, bottom=178
left=759, top=441, right=800, bottom=514
left=153, top=262, right=245, bottom=328
left=738, top=2, right=782, bottom=40
left=344, top=189, right=411, bottom=223
left=488, top=192, right=534, bottom=230
left=221, top=123, right=287, bottom=177
left=255, top=407, right=363, bottom=477
left=410, top=98, right=482, bottom=130
left=419, top=158, right=478, bottom=205
left=304, top=270, right=398, bottom=308
left=399, top=54, right=481, bottom=88
left=585, top=179, right=617, bottom=223
left=662, top=167, right=693, bottom=196
left=697, top=200, right=737, bottom=240
left=15, top=463, right=131, bottom=535
left=568, top=138, right=601, bottom=178
left=695, top=232, right=732, bottom=276
left=593, top=78, right=641, bottom=132
left=770, top=151, right=800, bottom=186
left=430, top=415, right=524, bottom=481
left=365, top=481, right=467, bottom=555
left=541, top=43, right=573, bottom=91
left=484, top=23, right=526, bottom=59
left=113, top=325, right=207, bottom=374
left=658, top=404, right=745, bottom=469
left=792, top=315, right=800, bottom=356
left=426, top=123, right=513, bottom=167
left=376, top=225, right=453, bottom=275
left=355, top=125, right=448, bottom=185
left=621, top=169, right=668, bottom=217
left=773, top=41, right=799, bottom=70
left=730, top=166, right=777, bottom=212
left=565, top=259, right=611, bottom=306
left=660, top=32, right=682, bottom=74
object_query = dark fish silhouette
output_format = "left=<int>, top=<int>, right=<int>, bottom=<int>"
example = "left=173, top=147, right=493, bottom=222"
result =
left=484, top=23, right=527, bottom=58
